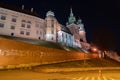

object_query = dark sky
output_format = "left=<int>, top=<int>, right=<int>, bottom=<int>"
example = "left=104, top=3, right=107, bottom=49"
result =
left=0, top=0, right=120, bottom=54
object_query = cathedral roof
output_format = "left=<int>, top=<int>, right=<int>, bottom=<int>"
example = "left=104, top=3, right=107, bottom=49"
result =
left=0, top=2, right=40, bottom=17
left=60, top=24, right=72, bottom=35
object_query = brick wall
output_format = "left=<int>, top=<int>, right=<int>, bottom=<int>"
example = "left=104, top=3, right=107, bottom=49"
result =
left=0, top=49, right=98, bottom=69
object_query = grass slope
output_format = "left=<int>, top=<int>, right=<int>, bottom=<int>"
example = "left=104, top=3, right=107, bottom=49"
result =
left=0, top=35, right=80, bottom=52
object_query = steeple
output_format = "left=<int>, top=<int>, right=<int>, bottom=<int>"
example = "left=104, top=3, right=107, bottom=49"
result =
left=70, top=8, right=73, bottom=16
left=68, top=8, right=76, bottom=24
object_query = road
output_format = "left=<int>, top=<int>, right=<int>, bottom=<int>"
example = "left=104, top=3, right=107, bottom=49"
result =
left=0, top=69, right=120, bottom=80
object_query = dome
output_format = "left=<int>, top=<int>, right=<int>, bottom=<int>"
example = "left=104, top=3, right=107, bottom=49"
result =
left=46, top=11, right=55, bottom=17
left=77, top=18, right=82, bottom=24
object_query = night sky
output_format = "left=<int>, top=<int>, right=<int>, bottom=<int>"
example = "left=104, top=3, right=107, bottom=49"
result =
left=0, top=0, right=120, bottom=54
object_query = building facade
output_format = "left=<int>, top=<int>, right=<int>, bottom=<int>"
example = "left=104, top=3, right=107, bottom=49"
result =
left=0, top=6, right=90, bottom=50
left=0, top=7, right=45, bottom=40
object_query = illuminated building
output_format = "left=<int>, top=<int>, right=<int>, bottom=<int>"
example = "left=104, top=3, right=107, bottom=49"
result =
left=0, top=4, right=90, bottom=50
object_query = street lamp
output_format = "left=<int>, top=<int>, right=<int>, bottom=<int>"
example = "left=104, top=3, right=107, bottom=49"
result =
left=93, top=48, right=97, bottom=52
left=92, top=47, right=98, bottom=52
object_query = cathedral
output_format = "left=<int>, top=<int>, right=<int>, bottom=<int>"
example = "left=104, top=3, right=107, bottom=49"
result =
left=0, top=5, right=90, bottom=50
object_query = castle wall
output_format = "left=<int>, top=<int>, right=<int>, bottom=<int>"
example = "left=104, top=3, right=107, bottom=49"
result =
left=0, top=8, right=45, bottom=40
left=57, top=31, right=73, bottom=47
left=67, top=24, right=81, bottom=48
left=0, top=49, right=98, bottom=69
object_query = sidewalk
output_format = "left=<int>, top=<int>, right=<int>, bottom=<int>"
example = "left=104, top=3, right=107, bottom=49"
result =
left=35, top=67, right=120, bottom=72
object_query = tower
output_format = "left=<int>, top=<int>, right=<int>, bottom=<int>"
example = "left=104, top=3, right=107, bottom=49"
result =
left=45, top=11, right=57, bottom=42
left=67, top=8, right=81, bottom=48
left=68, top=8, right=76, bottom=24
left=77, top=18, right=90, bottom=50
left=77, top=18, right=87, bottom=42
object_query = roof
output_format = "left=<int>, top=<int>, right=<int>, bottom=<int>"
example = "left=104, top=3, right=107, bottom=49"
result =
left=0, top=2, right=40, bottom=17
left=60, top=24, right=72, bottom=35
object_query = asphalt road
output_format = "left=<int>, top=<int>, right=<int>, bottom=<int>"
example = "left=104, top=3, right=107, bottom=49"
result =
left=0, top=69, right=120, bottom=80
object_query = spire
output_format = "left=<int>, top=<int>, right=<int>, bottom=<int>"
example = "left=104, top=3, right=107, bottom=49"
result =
left=70, top=8, right=73, bottom=16
left=22, top=5, right=24, bottom=10
left=68, top=8, right=76, bottom=24
left=77, top=17, right=82, bottom=24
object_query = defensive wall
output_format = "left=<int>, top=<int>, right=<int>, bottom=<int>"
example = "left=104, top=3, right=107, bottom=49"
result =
left=0, top=38, right=98, bottom=69
left=0, top=49, right=98, bottom=69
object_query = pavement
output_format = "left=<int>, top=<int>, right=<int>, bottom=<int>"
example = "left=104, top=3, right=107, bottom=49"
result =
left=34, top=67, right=120, bottom=72
left=0, top=69, right=120, bottom=80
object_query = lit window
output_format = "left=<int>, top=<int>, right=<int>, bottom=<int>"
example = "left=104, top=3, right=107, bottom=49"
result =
left=11, top=25, right=15, bottom=30
left=0, top=23, right=4, bottom=28
left=26, top=32, right=30, bottom=35
left=20, top=31, right=24, bottom=35
left=1, top=15, right=6, bottom=20
left=21, top=23, right=25, bottom=27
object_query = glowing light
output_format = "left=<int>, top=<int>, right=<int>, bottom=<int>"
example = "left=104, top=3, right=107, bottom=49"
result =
left=92, top=47, right=98, bottom=52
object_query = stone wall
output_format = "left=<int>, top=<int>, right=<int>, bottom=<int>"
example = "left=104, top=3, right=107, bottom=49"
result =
left=0, top=49, right=98, bottom=69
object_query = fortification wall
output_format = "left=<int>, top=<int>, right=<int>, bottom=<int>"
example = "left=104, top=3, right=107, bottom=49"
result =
left=0, top=49, right=98, bottom=69
left=0, top=37, right=98, bottom=69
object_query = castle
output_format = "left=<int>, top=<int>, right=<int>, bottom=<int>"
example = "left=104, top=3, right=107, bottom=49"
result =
left=0, top=5, right=90, bottom=50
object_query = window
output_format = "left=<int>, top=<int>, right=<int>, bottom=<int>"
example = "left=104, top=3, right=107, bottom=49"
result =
left=36, top=31, right=39, bottom=34
left=36, top=23, right=39, bottom=27
left=75, top=29, right=79, bottom=33
left=51, top=20, right=54, bottom=28
left=20, top=31, right=24, bottom=35
left=51, top=37, right=54, bottom=40
left=26, top=32, right=30, bottom=35
left=52, top=23, right=54, bottom=28
left=40, top=31, right=42, bottom=35
left=12, top=18, right=17, bottom=22
left=1, top=15, right=6, bottom=20
left=0, top=23, right=4, bottom=28
left=52, top=29, right=54, bottom=34
left=27, top=24, right=31, bottom=28
left=22, top=20, right=26, bottom=22
left=38, top=37, right=41, bottom=40
left=27, top=21, right=31, bottom=23
left=11, top=25, right=15, bottom=30
left=21, top=23, right=25, bottom=27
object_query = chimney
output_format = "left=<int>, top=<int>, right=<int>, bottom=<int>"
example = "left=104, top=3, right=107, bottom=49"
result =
left=22, top=5, right=24, bottom=10
left=31, top=8, right=33, bottom=12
